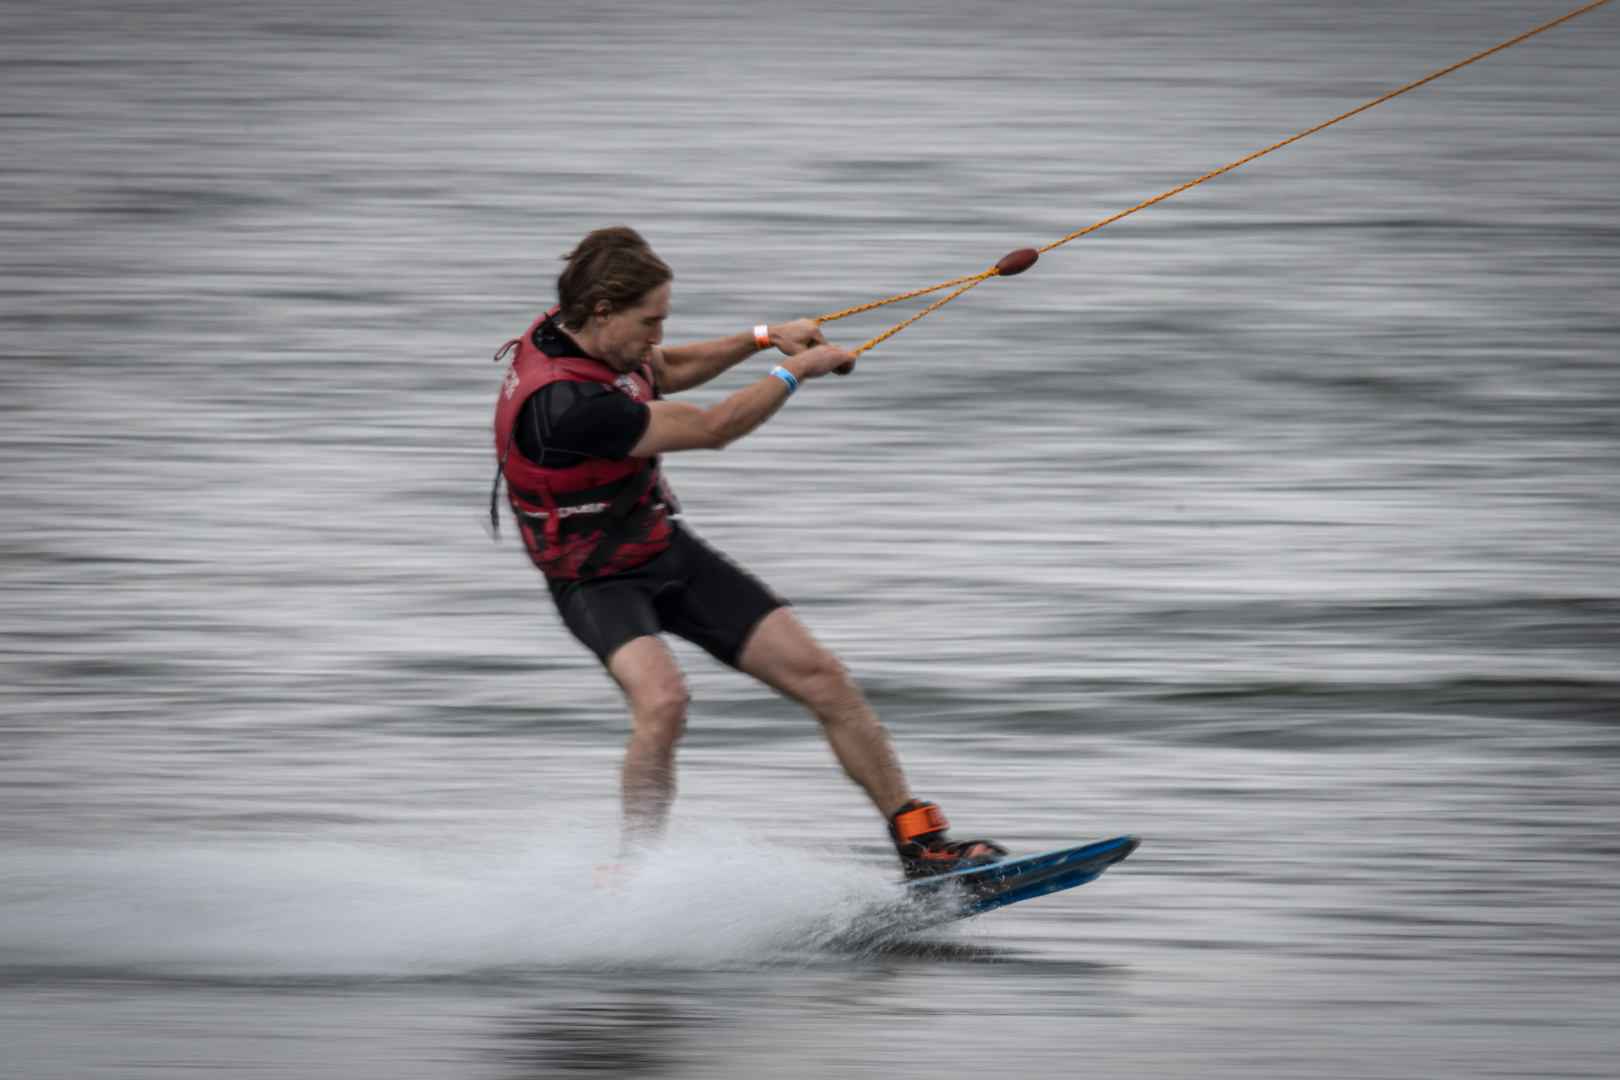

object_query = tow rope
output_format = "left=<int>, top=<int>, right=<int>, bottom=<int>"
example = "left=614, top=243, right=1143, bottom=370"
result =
left=815, top=0, right=1613, bottom=357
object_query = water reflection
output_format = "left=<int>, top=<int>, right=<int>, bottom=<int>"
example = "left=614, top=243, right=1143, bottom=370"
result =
left=493, top=958, right=1124, bottom=1079
left=501, top=994, right=696, bottom=1077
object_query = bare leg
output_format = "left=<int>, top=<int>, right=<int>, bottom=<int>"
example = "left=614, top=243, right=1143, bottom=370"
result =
left=736, top=607, right=912, bottom=818
left=604, top=634, right=689, bottom=848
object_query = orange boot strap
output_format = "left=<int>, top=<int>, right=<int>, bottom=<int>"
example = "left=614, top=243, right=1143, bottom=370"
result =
left=893, top=803, right=949, bottom=843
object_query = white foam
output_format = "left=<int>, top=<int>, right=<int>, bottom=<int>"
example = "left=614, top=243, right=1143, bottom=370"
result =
left=0, top=823, right=932, bottom=979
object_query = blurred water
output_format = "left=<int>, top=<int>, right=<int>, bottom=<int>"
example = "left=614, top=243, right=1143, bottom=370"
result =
left=3, top=0, right=1618, bottom=1077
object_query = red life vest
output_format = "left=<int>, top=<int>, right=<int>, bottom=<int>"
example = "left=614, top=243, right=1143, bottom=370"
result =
left=492, top=309, right=677, bottom=580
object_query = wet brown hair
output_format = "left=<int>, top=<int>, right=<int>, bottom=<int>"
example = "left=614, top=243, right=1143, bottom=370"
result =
left=556, top=225, right=673, bottom=330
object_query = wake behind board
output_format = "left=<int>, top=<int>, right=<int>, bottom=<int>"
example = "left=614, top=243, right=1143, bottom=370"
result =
left=904, top=835, right=1140, bottom=918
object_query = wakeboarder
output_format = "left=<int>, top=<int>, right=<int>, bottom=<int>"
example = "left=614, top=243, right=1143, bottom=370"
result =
left=492, top=225, right=1004, bottom=877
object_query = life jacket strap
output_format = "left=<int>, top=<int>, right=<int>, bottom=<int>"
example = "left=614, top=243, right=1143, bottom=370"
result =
left=507, top=467, right=646, bottom=512
left=487, top=425, right=518, bottom=540
left=575, top=466, right=662, bottom=580
left=507, top=463, right=665, bottom=580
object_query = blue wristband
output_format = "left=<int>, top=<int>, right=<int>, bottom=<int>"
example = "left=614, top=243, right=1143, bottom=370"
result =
left=769, top=365, right=799, bottom=396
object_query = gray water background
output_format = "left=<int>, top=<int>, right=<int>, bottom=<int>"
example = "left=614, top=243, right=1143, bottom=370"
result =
left=2, top=0, right=1618, bottom=1076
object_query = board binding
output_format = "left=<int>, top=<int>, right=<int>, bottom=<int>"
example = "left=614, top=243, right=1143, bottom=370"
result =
left=904, top=834, right=1140, bottom=915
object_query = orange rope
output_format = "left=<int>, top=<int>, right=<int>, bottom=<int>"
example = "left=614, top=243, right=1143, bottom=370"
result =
left=818, top=272, right=988, bottom=323
left=852, top=272, right=996, bottom=355
left=820, top=0, right=1611, bottom=357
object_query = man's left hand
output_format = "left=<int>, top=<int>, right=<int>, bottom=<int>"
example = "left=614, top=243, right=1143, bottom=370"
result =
left=769, top=319, right=828, bottom=356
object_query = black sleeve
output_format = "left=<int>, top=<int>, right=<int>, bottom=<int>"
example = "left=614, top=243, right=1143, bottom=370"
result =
left=514, top=382, right=651, bottom=466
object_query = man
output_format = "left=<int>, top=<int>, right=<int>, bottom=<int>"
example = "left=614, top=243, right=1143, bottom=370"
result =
left=493, top=225, right=1004, bottom=878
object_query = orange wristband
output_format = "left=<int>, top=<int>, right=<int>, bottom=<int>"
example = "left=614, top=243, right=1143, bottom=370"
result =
left=753, top=324, right=772, bottom=351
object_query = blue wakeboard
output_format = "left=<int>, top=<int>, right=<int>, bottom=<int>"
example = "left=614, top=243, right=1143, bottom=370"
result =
left=904, top=834, right=1140, bottom=917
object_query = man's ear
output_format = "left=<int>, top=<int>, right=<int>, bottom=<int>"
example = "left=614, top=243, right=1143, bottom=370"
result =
left=592, top=299, right=614, bottom=321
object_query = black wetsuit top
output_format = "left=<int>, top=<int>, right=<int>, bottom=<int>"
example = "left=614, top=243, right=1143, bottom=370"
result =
left=513, top=318, right=651, bottom=468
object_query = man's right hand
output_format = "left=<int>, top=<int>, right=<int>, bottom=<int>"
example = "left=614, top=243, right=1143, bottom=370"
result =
left=786, top=343, right=857, bottom=381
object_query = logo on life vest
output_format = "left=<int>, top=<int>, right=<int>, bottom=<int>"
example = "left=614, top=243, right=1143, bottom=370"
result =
left=614, top=374, right=642, bottom=400
left=501, top=366, right=520, bottom=400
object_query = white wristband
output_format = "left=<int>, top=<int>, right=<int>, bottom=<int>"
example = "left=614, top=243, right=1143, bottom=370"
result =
left=753, top=324, right=772, bottom=351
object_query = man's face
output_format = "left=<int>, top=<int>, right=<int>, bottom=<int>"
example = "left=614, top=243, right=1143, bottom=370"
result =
left=594, top=283, right=669, bottom=373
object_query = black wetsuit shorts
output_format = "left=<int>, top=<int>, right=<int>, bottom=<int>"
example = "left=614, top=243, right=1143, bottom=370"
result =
left=547, top=526, right=787, bottom=667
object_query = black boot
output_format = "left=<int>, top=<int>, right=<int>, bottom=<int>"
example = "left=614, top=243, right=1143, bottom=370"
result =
left=889, top=798, right=1008, bottom=880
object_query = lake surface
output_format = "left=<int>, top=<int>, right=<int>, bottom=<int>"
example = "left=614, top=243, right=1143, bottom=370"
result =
left=2, top=1, right=1618, bottom=1077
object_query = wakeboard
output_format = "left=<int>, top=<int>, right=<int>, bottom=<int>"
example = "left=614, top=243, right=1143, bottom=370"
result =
left=904, top=834, right=1140, bottom=917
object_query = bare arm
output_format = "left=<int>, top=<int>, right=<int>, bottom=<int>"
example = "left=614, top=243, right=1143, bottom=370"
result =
left=654, top=319, right=827, bottom=394
left=629, top=342, right=857, bottom=456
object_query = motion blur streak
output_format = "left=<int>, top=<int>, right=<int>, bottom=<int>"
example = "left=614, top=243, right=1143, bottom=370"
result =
left=1, top=1, right=1617, bottom=1078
